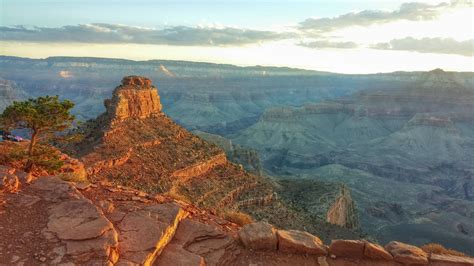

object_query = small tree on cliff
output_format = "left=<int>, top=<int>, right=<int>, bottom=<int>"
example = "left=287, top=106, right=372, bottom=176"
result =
left=0, top=96, right=75, bottom=172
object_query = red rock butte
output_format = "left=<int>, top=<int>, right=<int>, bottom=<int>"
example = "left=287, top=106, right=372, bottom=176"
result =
left=105, top=76, right=162, bottom=122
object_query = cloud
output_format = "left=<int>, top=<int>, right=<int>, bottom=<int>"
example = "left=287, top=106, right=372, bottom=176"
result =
left=299, top=40, right=358, bottom=49
left=373, top=37, right=474, bottom=56
left=0, top=23, right=292, bottom=46
left=298, top=0, right=471, bottom=33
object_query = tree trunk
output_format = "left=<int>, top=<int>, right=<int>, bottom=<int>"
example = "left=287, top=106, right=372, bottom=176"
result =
left=24, top=130, right=38, bottom=173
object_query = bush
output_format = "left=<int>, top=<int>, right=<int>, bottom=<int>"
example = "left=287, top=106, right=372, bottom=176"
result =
left=222, top=211, right=253, bottom=226
left=57, top=172, right=88, bottom=183
left=166, top=190, right=191, bottom=204
left=420, top=243, right=466, bottom=257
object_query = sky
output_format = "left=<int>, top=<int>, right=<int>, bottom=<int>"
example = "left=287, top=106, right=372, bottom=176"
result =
left=0, top=0, right=473, bottom=73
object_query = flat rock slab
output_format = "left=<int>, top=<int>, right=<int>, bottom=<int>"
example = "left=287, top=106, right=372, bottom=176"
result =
left=169, top=218, right=240, bottom=265
left=385, top=241, right=428, bottom=265
left=117, top=203, right=186, bottom=265
left=30, top=176, right=84, bottom=202
left=277, top=229, right=327, bottom=255
left=154, top=243, right=205, bottom=266
left=65, top=228, right=118, bottom=262
left=48, top=199, right=114, bottom=240
left=429, top=253, right=474, bottom=266
left=329, top=240, right=365, bottom=259
left=238, top=222, right=277, bottom=251
left=30, top=175, right=118, bottom=264
left=325, top=257, right=400, bottom=266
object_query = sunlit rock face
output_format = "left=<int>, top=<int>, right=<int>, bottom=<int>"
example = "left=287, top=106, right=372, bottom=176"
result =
left=105, top=76, right=162, bottom=122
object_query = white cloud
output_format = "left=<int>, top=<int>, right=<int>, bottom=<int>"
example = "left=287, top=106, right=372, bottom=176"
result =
left=298, top=0, right=472, bottom=33
left=0, top=23, right=293, bottom=46
left=299, top=40, right=358, bottom=49
left=373, top=37, right=474, bottom=56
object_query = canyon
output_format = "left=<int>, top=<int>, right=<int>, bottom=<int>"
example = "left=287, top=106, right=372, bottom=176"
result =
left=1, top=56, right=474, bottom=256
left=64, top=76, right=360, bottom=243
left=232, top=70, right=474, bottom=254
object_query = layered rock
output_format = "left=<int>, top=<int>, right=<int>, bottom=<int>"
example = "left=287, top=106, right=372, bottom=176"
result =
left=105, top=76, right=162, bottom=122
left=171, top=153, right=227, bottom=178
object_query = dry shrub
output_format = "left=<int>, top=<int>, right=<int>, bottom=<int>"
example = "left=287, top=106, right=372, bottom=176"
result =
left=420, top=243, right=467, bottom=257
left=57, top=172, right=88, bottom=183
left=166, top=190, right=191, bottom=204
left=223, top=211, right=253, bottom=226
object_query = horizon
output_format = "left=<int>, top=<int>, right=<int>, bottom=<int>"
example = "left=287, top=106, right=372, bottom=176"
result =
left=1, top=0, right=473, bottom=74
left=2, top=54, right=473, bottom=75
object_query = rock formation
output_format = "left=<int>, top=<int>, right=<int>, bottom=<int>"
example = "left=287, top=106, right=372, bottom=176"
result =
left=326, top=185, right=359, bottom=229
left=105, top=76, right=162, bottom=122
left=67, top=76, right=359, bottom=243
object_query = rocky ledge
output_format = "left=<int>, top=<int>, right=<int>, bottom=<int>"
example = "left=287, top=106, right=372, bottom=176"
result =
left=2, top=165, right=473, bottom=266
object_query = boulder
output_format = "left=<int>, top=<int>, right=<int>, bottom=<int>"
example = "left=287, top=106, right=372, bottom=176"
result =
left=277, top=229, right=327, bottom=255
left=329, top=239, right=365, bottom=258
left=385, top=241, right=428, bottom=265
left=363, top=241, right=393, bottom=260
left=238, top=222, right=277, bottom=251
